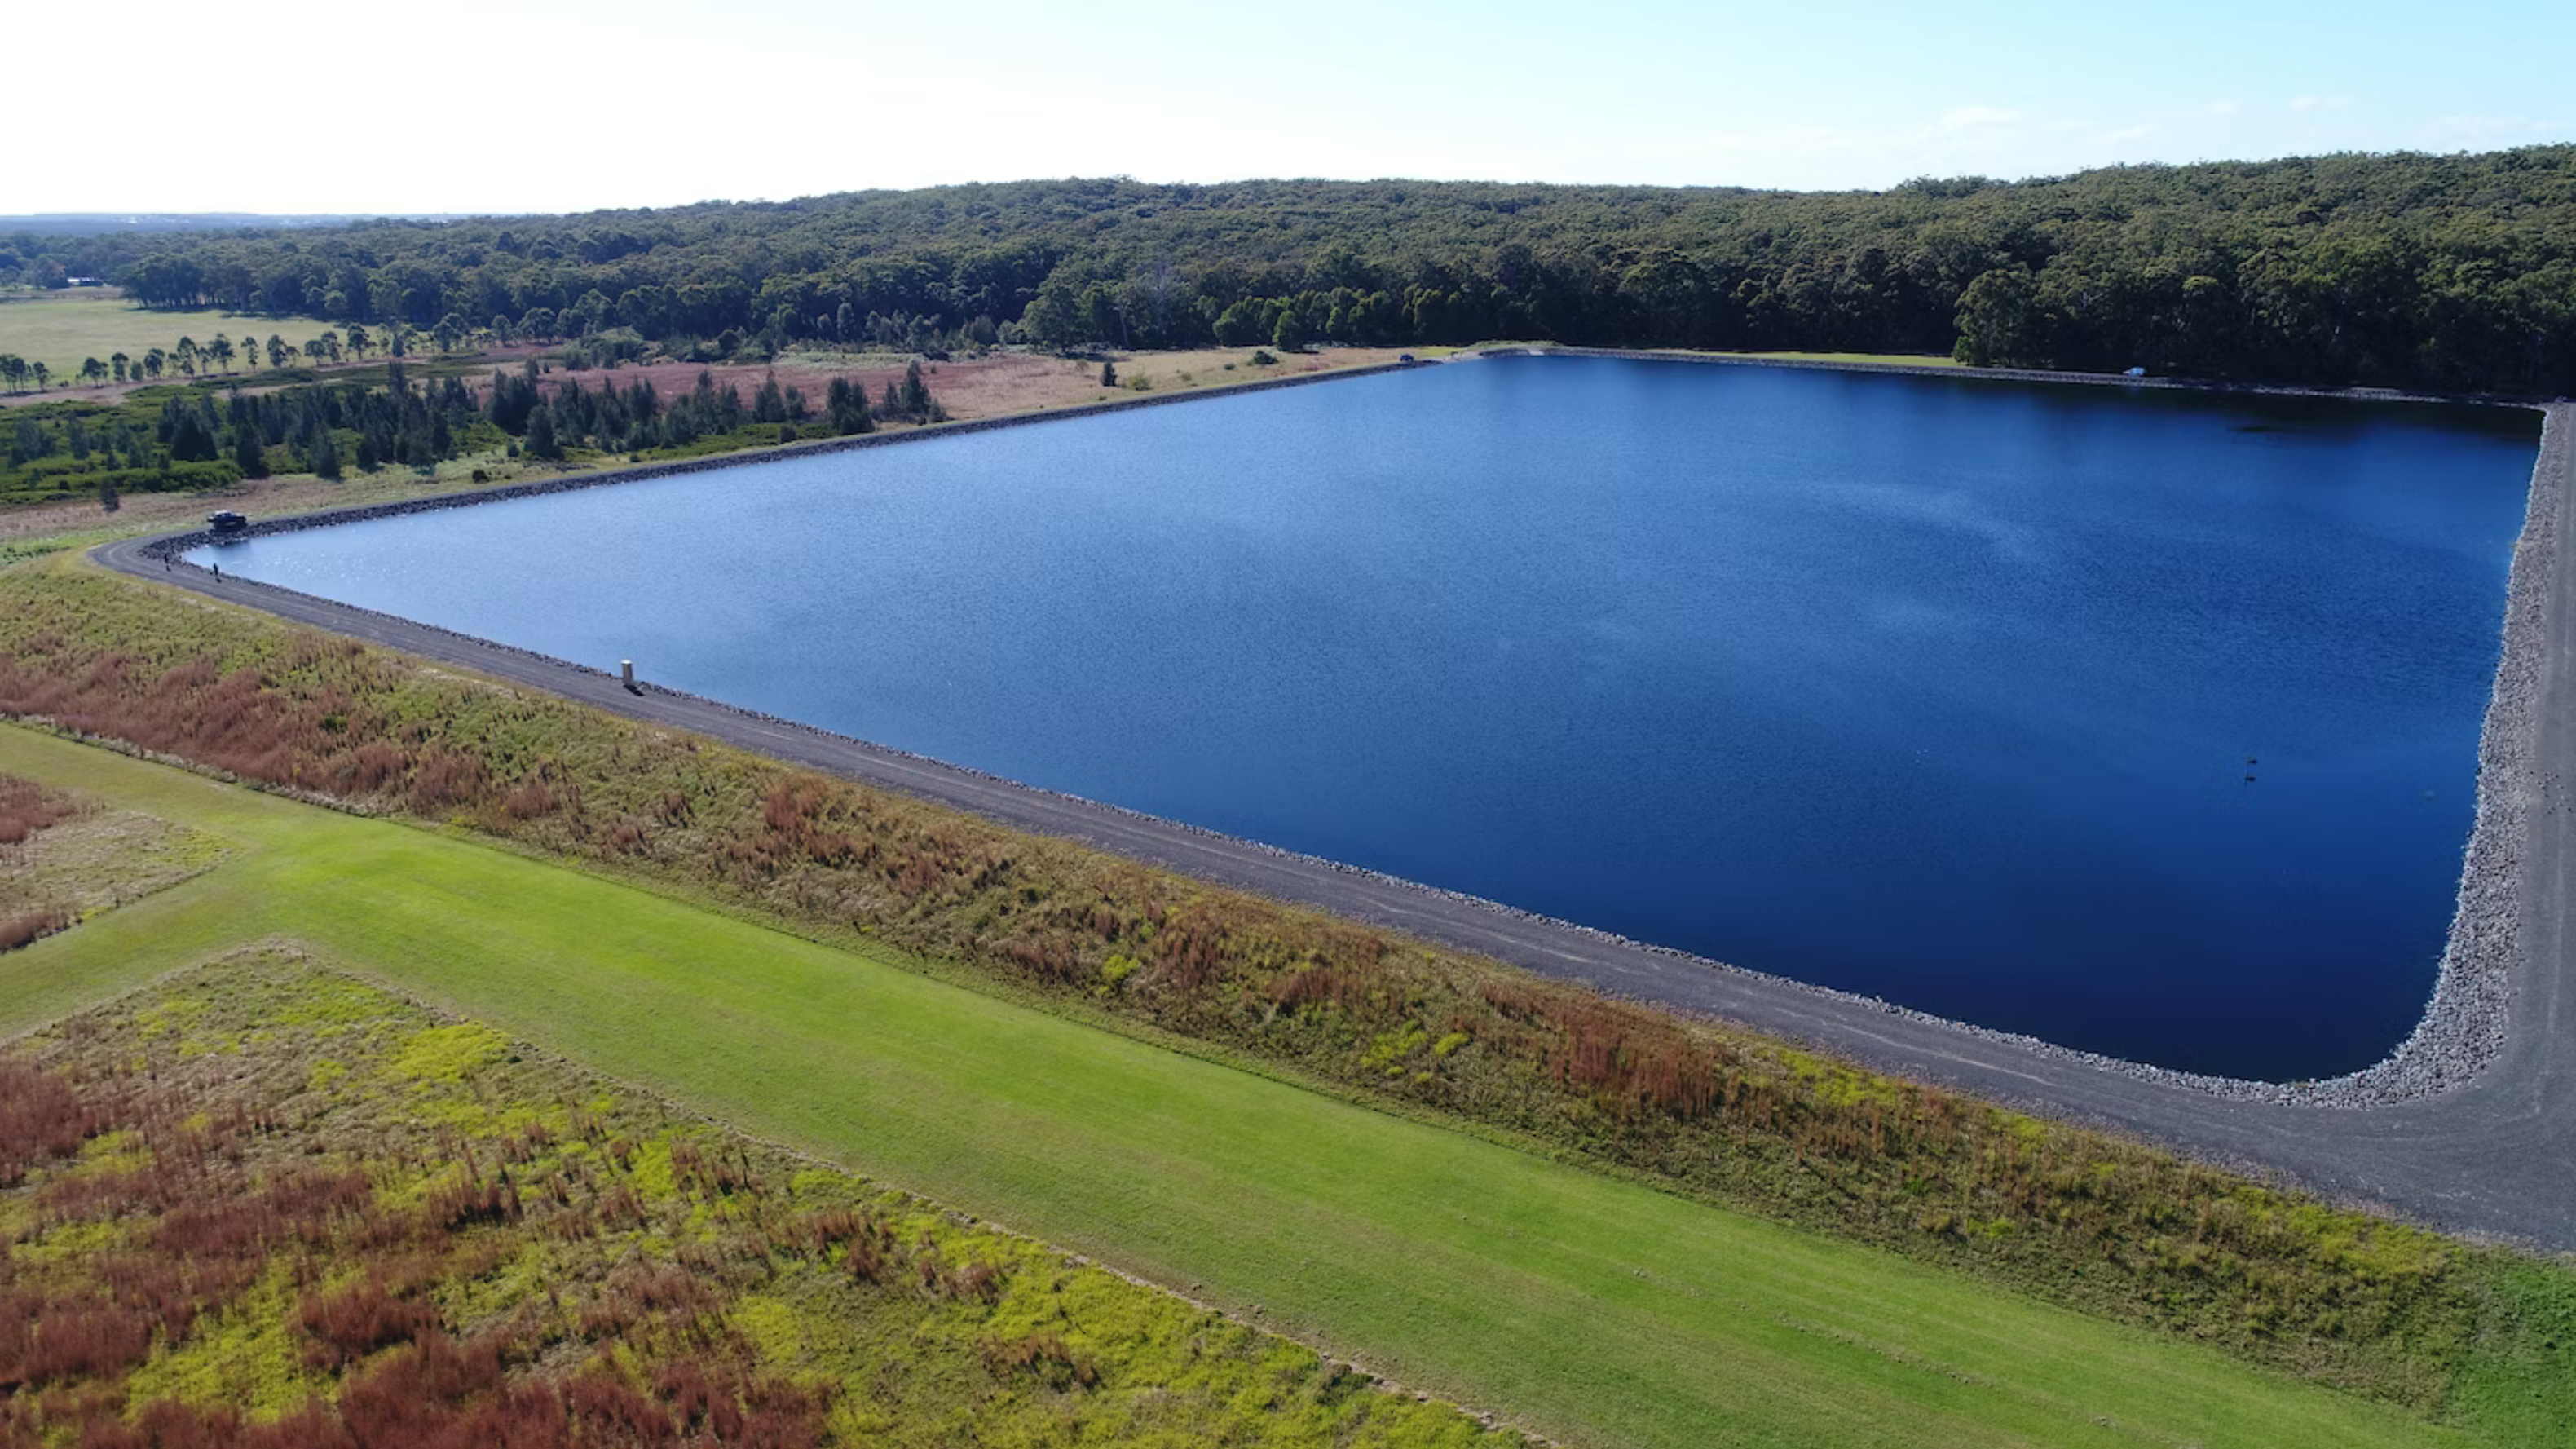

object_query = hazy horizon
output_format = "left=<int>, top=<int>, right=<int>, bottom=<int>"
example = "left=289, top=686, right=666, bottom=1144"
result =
left=9, top=138, right=2571, bottom=231
left=20, top=0, right=2569, bottom=217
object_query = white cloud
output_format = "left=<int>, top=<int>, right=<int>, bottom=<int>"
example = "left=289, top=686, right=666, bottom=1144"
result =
left=2288, top=95, right=2355, bottom=113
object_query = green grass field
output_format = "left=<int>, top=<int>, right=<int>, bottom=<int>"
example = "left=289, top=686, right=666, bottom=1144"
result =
left=0, top=723, right=2508, bottom=1449
left=0, top=291, right=341, bottom=382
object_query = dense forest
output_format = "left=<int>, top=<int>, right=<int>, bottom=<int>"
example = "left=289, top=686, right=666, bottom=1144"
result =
left=5, top=148, right=2574, bottom=392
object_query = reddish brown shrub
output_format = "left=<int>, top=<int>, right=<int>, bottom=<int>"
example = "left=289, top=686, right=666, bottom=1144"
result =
left=75, top=1398, right=245, bottom=1449
left=502, top=779, right=554, bottom=819
left=0, top=909, right=74, bottom=955
left=953, top=1259, right=1005, bottom=1304
left=297, top=1279, right=441, bottom=1371
left=406, top=749, right=493, bottom=814
left=0, top=1062, right=104, bottom=1187
left=979, top=1332, right=1098, bottom=1390
left=426, top=1179, right=518, bottom=1233
left=6, top=1304, right=155, bottom=1389
left=337, top=742, right=410, bottom=795
left=0, top=771, right=90, bottom=853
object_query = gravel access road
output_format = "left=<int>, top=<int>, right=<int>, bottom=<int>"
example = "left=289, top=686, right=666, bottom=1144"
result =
left=91, top=399, right=2576, bottom=1252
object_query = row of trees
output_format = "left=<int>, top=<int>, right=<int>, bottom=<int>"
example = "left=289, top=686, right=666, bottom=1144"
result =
left=3, top=349, right=952, bottom=509
left=487, top=364, right=758, bottom=459
left=481, top=357, right=938, bottom=459
left=0, top=325, right=412, bottom=395
left=154, top=365, right=491, bottom=479
left=1, top=365, right=506, bottom=506
left=9, top=148, right=2574, bottom=391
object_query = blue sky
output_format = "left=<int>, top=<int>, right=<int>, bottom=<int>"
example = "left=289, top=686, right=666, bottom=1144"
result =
left=18, top=0, right=2571, bottom=214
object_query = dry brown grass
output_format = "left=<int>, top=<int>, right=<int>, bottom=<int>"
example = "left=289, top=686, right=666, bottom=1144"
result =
left=512, top=347, right=1418, bottom=426
left=0, top=807, right=224, bottom=917
left=0, top=771, right=217, bottom=957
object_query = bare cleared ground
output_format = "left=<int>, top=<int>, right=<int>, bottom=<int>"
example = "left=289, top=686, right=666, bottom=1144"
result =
left=508, top=345, right=1420, bottom=417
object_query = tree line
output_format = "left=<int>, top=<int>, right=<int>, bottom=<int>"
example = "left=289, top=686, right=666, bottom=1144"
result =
left=2, top=351, right=951, bottom=510
left=5, top=147, right=2574, bottom=391
left=479, top=356, right=931, bottom=461
left=1, top=363, right=505, bottom=506
left=0, top=324, right=407, bottom=396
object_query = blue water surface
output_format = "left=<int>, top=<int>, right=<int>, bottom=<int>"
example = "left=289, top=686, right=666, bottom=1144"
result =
left=198, top=357, right=2542, bottom=1078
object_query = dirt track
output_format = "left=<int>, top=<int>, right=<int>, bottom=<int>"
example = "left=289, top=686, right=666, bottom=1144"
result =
left=89, top=382, right=2576, bottom=1252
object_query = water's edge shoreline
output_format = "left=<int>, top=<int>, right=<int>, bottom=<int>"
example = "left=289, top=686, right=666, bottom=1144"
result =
left=103, top=356, right=2565, bottom=1110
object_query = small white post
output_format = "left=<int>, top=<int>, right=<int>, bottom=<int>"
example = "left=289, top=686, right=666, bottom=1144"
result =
left=620, top=659, right=636, bottom=689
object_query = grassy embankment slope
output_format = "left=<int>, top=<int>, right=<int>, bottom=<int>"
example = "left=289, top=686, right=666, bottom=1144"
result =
left=0, top=722, right=2510, bottom=1449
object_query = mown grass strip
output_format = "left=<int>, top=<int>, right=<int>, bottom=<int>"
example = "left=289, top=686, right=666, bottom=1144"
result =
left=0, top=723, right=2499, bottom=1448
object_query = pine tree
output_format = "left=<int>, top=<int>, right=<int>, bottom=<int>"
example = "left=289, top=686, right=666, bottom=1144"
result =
left=232, top=426, right=270, bottom=479
left=825, top=377, right=872, bottom=435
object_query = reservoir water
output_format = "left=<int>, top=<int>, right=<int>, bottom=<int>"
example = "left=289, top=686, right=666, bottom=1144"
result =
left=197, top=357, right=2543, bottom=1079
